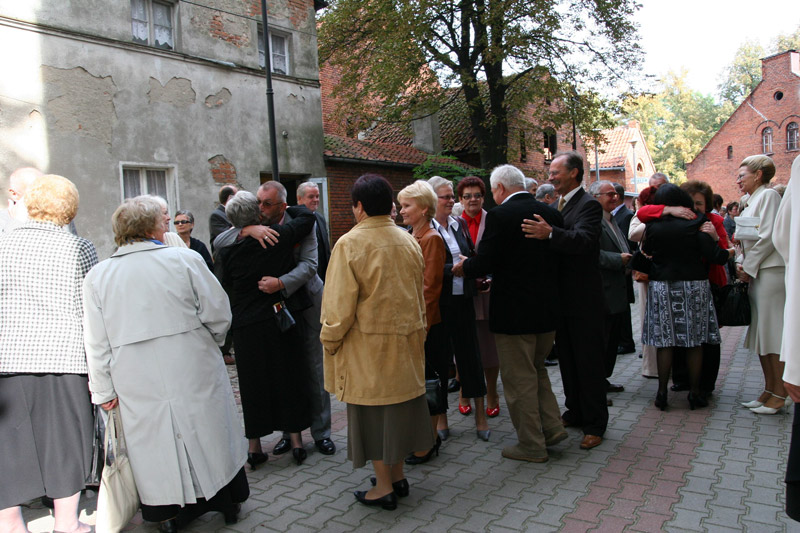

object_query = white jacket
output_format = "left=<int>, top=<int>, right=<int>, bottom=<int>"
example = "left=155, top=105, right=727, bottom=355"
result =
left=776, top=157, right=800, bottom=385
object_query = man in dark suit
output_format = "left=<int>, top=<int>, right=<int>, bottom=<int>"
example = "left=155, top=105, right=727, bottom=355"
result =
left=592, top=181, right=634, bottom=394
left=612, top=182, right=636, bottom=354
left=209, top=185, right=237, bottom=253
left=453, top=164, right=566, bottom=463
left=522, top=151, right=608, bottom=450
left=297, top=182, right=331, bottom=282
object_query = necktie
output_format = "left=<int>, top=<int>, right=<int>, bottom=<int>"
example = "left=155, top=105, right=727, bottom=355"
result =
left=558, top=197, right=566, bottom=211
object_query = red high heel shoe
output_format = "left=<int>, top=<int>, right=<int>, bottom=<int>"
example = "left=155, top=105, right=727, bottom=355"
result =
left=458, top=404, right=472, bottom=415
left=486, top=406, right=500, bottom=418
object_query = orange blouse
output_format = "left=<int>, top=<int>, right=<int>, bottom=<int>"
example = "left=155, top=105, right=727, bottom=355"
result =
left=413, top=225, right=446, bottom=330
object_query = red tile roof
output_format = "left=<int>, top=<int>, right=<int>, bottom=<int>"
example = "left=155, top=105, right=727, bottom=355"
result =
left=324, top=134, right=476, bottom=168
left=586, top=125, right=640, bottom=169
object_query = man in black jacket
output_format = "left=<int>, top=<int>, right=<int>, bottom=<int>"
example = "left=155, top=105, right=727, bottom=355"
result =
left=453, top=164, right=566, bottom=462
left=522, top=151, right=608, bottom=450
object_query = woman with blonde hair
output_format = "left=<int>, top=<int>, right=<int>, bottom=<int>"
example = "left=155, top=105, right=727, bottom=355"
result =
left=398, top=180, right=446, bottom=462
left=735, top=155, right=788, bottom=414
left=0, top=175, right=98, bottom=533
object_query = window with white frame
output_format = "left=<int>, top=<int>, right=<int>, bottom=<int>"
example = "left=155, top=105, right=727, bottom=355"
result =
left=257, top=25, right=290, bottom=75
left=762, top=127, right=773, bottom=154
left=788, top=122, right=799, bottom=151
left=131, top=0, right=174, bottom=50
left=122, top=166, right=177, bottom=214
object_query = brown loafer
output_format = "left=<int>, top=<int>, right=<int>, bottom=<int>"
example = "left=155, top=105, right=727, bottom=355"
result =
left=545, top=430, right=568, bottom=447
left=580, top=435, right=603, bottom=450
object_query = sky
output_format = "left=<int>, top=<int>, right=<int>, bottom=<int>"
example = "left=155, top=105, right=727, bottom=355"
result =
left=635, top=0, right=800, bottom=97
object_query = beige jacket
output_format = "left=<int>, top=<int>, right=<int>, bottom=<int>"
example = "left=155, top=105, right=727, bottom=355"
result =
left=320, top=216, right=427, bottom=406
left=738, top=185, right=785, bottom=278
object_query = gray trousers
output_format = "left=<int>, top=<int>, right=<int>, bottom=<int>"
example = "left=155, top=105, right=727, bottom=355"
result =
left=283, top=285, right=331, bottom=441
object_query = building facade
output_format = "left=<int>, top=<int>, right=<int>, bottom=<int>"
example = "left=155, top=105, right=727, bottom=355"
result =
left=687, top=50, right=799, bottom=203
left=587, top=120, right=656, bottom=193
left=0, top=0, right=326, bottom=257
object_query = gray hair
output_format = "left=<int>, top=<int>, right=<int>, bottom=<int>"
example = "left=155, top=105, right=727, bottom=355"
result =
left=225, top=191, right=261, bottom=227
left=148, top=195, right=168, bottom=211
left=174, top=209, right=194, bottom=224
left=535, top=183, right=556, bottom=200
left=489, top=164, right=526, bottom=190
left=427, top=176, right=453, bottom=194
left=260, top=180, right=287, bottom=203
left=524, top=177, right=538, bottom=192
left=296, top=181, right=319, bottom=199
left=589, top=180, right=615, bottom=196
left=112, top=195, right=162, bottom=246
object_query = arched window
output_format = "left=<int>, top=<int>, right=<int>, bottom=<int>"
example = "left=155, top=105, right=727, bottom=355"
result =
left=762, top=127, right=773, bottom=154
left=727, top=145, right=733, bottom=159
left=788, top=122, right=799, bottom=151
left=543, top=129, right=557, bottom=161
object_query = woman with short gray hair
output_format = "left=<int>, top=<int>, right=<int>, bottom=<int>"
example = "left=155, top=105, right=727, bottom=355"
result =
left=174, top=209, right=214, bottom=271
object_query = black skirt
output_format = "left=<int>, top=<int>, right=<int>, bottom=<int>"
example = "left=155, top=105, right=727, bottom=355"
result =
left=0, top=373, right=93, bottom=509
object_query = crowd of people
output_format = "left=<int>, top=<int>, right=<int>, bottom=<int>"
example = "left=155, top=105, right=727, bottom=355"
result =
left=1, top=149, right=799, bottom=531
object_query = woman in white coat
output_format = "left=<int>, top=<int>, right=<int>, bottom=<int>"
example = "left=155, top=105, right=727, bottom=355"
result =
left=83, top=196, right=248, bottom=533
left=734, top=155, right=788, bottom=414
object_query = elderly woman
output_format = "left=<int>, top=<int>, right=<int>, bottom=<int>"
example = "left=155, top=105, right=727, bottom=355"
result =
left=215, top=192, right=316, bottom=466
left=640, top=184, right=733, bottom=411
left=84, top=195, right=248, bottom=533
left=427, top=176, right=489, bottom=440
left=735, top=155, right=788, bottom=414
left=457, top=176, right=501, bottom=419
left=321, top=174, right=435, bottom=510
left=0, top=175, right=97, bottom=533
left=174, top=209, right=213, bottom=270
left=398, top=181, right=446, bottom=462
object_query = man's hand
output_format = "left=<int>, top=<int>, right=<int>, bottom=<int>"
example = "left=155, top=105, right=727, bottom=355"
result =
left=521, top=214, right=552, bottom=240
left=736, top=264, right=751, bottom=283
left=258, top=276, right=284, bottom=294
left=786, top=382, right=800, bottom=404
left=241, top=225, right=280, bottom=248
left=452, top=254, right=467, bottom=277
left=700, top=221, right=718, bottom=241
left=663, top=206, right=696, bottom=220
left=621, top=252, right=632, bottom=266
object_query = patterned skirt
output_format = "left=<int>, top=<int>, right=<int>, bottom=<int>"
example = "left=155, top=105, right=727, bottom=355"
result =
left=642, top=280, right=721, bottom=348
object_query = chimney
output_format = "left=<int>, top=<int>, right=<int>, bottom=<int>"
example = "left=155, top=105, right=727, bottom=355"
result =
left=628, top=119, right=639, bottom=129
left=411, top=113, right=442, bottom=154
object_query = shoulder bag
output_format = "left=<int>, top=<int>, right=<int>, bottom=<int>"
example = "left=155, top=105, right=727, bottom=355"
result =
left=733, top=216, right=760, bottom=241
left=96, top=407, right=139, bottom=533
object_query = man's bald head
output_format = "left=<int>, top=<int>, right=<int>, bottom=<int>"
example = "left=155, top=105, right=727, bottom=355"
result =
left=649, top=173, right=669, bottom=189
left=9, top=167, right=44, bottom=202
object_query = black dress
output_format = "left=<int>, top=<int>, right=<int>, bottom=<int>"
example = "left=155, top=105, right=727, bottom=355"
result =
left=217, top=207, right=315, bottom=438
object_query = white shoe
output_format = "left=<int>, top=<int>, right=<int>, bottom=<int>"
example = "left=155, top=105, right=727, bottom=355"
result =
left=741, top=390, right=771, bottom=409
left=751, top=393, right=788, bottom=415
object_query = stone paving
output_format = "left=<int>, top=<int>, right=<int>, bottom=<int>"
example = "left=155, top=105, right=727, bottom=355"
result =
left=22, top=303, right=797, bottom=532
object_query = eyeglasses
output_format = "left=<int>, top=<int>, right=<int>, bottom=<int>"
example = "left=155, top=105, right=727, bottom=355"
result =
left=174, top=220, right=192, bottom=225
left=461, top=193, right=483, bottom=200
left=595, top=192, right=618, bottom=198
left=438, top=195, right=455, bottom=201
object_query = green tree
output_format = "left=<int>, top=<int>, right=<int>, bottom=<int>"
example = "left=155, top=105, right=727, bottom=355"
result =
left=624, top=71, right=731, bottom=182
left=319, top=0, right=642, bottom=170
left=773, top=27, right=800, bottom=53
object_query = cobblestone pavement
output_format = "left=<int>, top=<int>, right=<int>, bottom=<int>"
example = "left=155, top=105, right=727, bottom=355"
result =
left=22, top=303, right=797, bottom=532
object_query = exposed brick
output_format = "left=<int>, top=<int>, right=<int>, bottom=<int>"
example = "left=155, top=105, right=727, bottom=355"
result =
left=208, top=154, right=238, bottom=185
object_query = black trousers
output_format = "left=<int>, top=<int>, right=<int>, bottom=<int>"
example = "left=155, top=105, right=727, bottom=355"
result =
left=618, top=305, right=635, bottom=349
left=603, top=312, right=624, bottom=379
left=556, top=317, right=609, bottom=436
left=787, top=408, right=800, bottom=521
left=424, top=321, right=449, bottom=415
left=440, top=295, right=487, bottom=399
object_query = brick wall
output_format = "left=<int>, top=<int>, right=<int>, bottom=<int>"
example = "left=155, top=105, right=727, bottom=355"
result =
left=687, top=51, right=800, bottom=204
left=325, top=160, right=416, bottom=242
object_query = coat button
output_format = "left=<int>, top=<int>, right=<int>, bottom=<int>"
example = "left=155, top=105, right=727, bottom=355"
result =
left=176, top=434, right=182, bottom=439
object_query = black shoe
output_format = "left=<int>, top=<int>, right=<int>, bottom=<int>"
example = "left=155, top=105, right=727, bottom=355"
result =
left=404, top=436, right=441, bottom=465
left=617, top=344, right=636, bottom=355
left=315, top=438, right=336, bottom=455
left=158, top=519, right=178, bottom=533
left=606, top=383, right=625, bottom=393
left=671, top=383, right=689, bottom=392
left=354, top=490, right=398, bottom=510
left=292, top=447, right=307, bottom=465
left=273, top=438, right=291, bottom=455
left=544, top=358, right=558, bottom=367
left=246, top=452, right=268, bottom=469
left=223, top=503, right=241, bottom=525
left=654, top=392, right=668, bottom=411
left=447, top=378, right=460, bottom=393
left=688, top=393, right=708, bottom=410
left=369, top=477, right=410, bottom=497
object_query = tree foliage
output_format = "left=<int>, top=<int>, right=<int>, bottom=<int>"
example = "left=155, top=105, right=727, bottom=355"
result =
left=412, top=154, right=487, bottom=182
left=318, top=0, right=642, bottom=170
left=623, top=71, right=733, bottom=182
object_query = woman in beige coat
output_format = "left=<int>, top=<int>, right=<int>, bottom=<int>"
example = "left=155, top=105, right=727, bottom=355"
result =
left=735, top=155, right=788, bottom=414
left=321, top=174, right=435, bottom=511
left=84, top=196, right=248, bottom=532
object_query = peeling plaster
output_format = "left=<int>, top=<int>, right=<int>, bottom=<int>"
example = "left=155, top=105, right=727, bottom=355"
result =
left=205, top=88, right=232, bottom=108
left=148, top=77, right=196, bottom=107
left=41, top=66, right=117, bottom=147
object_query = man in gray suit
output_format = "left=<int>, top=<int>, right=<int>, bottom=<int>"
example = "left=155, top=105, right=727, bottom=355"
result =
left=296, top=182, right=331, bottom=283
left=214, top=181, right=335, bottom=456
left=591, top=181, right=633, bottom=394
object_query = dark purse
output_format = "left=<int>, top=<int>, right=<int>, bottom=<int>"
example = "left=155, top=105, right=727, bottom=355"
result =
left=714, top=281, right=751, bottom=327
left=629, top=249, right=652, bottom=274
left=85, top=405, right=105, bottom=487
left=425, top=377, right=446, bottom=415
left=273, top=301, right=296, bottom=332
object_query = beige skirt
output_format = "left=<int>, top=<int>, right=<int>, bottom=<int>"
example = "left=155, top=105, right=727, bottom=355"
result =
left=745, top=266, right=786, bottom=355
left=347, top=394, right=435, bottom=469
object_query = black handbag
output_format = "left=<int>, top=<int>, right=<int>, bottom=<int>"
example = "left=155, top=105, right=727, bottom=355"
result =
left=629, top=249, right=653, bottom=274
left=714, top=281, right=751, bottom=327
left=86, top=405, right=105, bottom=487
left=273, top=301, right=296, bottom=332
left=425, top=378, right=446, bottom=415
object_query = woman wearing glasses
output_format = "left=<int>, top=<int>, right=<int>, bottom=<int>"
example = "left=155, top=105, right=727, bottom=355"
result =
left=174, top=210, right=214, bottom=271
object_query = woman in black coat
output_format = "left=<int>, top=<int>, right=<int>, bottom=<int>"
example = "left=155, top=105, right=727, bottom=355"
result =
left=641, top=185, right=734, bottom=411
left=216, top=192, right=316, bottom=467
